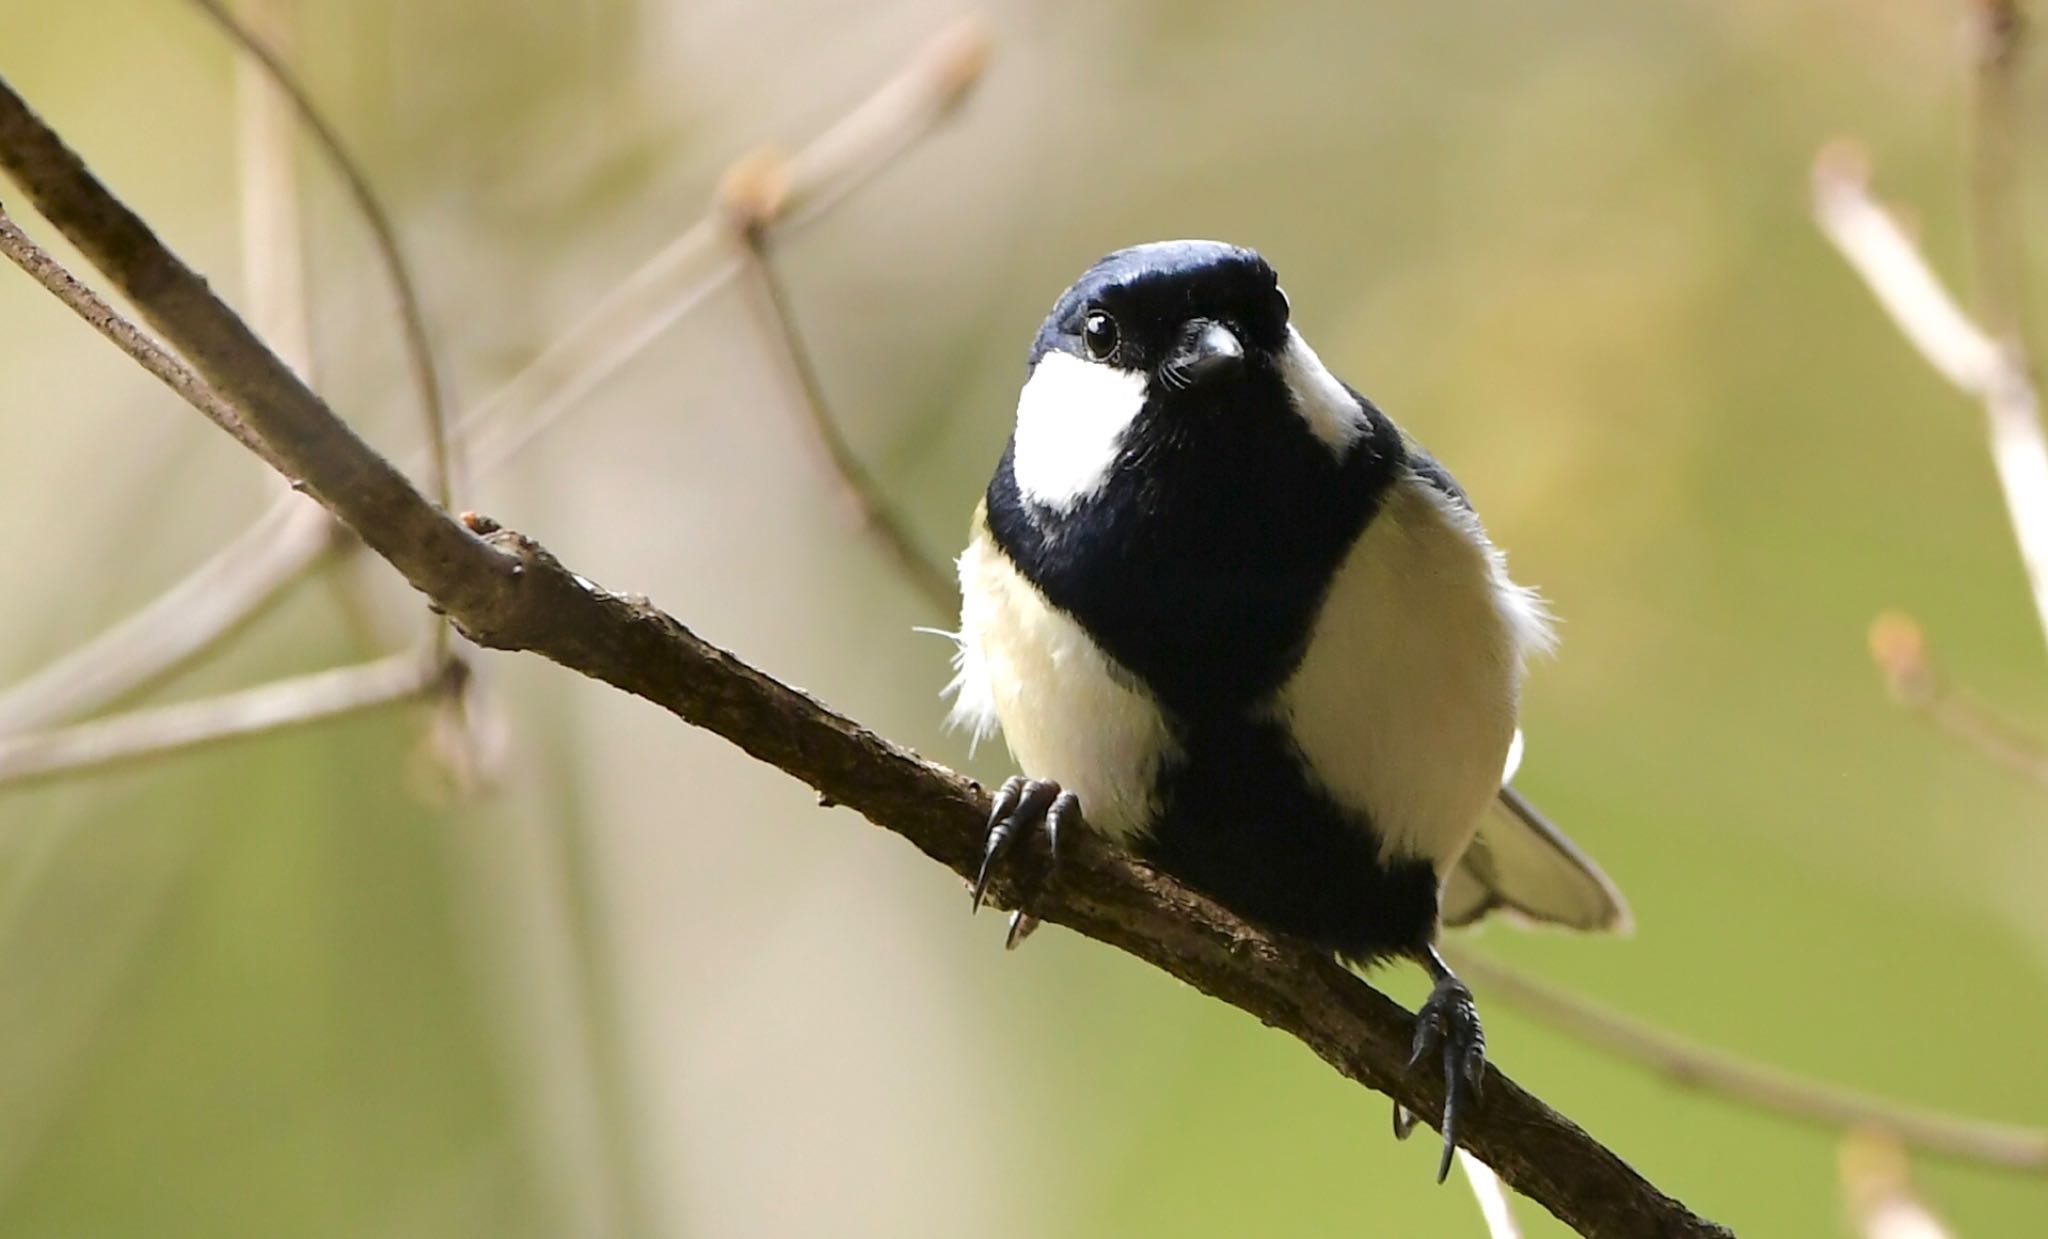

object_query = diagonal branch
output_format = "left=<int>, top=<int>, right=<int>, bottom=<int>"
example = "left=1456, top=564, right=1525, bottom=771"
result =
left=0, top=649, right=449, bottom=789
left=189, top=0, right=458, bottom=512
left=0, top=69, right=1725, bottom=1239
left=731, top=200, right=957, bottom=612
left=1448, top=950, right=2048, bottom=1173
left=1814, top=145, right=2048, bottom=659
left=0, top=19, right=990, bottom=736
left=1869, top=611, right=2048, bottom=791
left=0, top=209, right=281, bottom=471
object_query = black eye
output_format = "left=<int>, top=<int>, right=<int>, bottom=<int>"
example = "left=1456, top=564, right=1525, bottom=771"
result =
left=1081, top=309, right=1119, bottom=361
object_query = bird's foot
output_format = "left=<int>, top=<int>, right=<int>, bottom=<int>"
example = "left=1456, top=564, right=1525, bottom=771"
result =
left=972, top=776, right=1079, bottom=949
left=1391, top=971, right=1485, bottom=1184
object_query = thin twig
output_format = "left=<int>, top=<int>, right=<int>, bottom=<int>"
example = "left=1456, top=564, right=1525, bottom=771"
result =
left=0, top=19, right=990, bottom=736
left=732, top=210, right=956, bottom=611
left=1447, top=948, right=2048, bottom=1173
left=188, top=0, right=457, bottom=513
left=0, top=209, right=284, bottom=473
left=231, top=0, right=313, bottom=383
left=1460, top=1152, right=1524, bottom=1239
left=0, top=73, right=1728, bottom=1238
left=0, top=500, right=340, bottom=735
left=1840, top=1128, right=1957, bottom=1239
left=0, top=649, right=447, bottom=789
left=1869, top=611, right=2048, bottom=788
left=1814, top=144, right=2048, bottom=659
left=1967, top=0, right=2028, bottom=348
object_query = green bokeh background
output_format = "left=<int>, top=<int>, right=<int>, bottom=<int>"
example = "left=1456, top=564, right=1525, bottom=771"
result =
left=2, top=1, right=2045, bottom=1235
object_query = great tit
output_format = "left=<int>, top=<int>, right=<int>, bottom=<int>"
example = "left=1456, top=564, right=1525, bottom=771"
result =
left=946, top=240, right=1630, bottom=1181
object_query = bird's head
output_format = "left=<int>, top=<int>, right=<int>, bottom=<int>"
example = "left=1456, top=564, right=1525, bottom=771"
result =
left=1009, top=240, right=1373, bottom=514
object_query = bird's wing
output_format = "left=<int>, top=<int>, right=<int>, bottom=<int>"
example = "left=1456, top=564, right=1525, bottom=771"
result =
left=1443, top=732, right=1632, bottom=932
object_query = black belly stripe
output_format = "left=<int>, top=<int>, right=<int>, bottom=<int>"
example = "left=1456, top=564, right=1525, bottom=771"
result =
left=1143, top=716, right=1440, bottom=963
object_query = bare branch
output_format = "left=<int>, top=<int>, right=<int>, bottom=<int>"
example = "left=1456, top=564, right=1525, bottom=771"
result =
left=231, top=0, right=313, bottom=383
left=1966, top=0, right=2028, bottom=347
left=0, top=649, right=446, bottom=789
left=1447, top=948, right=2048, bottom=1173
left=188, top=0, right=458, bottom=512
left=0, top=71, right=1727, bottom=1239
left=0, top=499, right=338, bottom=735
left=0, top=209, right=282, bottom=472
left=1869, top=611, right=2048, bottom=789
left=732, top=200, right=956, bottom=612
left=1814, top=145, right=2048, bottom=658
left=0, top=19, right=990, bottom=735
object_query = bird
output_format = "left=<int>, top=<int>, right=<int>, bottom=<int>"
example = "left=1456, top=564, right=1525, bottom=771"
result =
left=944, top=239, right=1630, bottom=1182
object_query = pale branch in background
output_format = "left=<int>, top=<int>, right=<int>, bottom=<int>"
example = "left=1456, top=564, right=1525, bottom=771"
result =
left=1813, top=144, right=2048, bottom=662
left=0, top=19, right=991, bottom=739
left=730, top=191, right=958, bottom=612
left=1965, top=0, right=2028, bottom=350
left=0, top=651, right=449, bottom=789
left=1445, top=949, right=2048, bottom=1174
left=1868, top=612, right=2048, bottom=791
left=0, top=211, right=279, bottom=471
left=231, top=0, right=314, bottom=384
left=189, top=0, right=459, bottom=514
left=0, top=68, right=1729, bottom=1239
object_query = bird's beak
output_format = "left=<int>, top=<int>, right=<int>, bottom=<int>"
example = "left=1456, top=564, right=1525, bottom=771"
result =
left=1165, top=319, right=1244, bottom=386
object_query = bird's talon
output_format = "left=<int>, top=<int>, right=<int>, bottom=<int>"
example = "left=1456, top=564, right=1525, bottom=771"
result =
left=1407, top=973, right=1485, bottom=1185
left=971, top=778, right=1079, bottom=938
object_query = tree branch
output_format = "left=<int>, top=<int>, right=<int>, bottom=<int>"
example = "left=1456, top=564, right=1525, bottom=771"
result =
left=1868, top=611, right=2048, bottom=792
left=730, top=197, right=957, bottom=612
left=0, top=70, right=1727, bottom=1239
left=1448, top=950, right=2048, bottom=1173
left=0, top=649, right=448, bottom=788
left=1813, top=144, right=2048, bottom=659
left=0, top=19, right=989, bottom=736
left=189, top=0, right=458, bottom=513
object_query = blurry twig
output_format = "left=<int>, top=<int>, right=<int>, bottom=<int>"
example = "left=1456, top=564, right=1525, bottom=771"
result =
left=1869, top=612, right=2048, bottom=789
left=231, top=0, right=313, bottom=382
left=1841, top=1128, right=1958, bottom=1239
left=1448, top=948, right=2048, bottom=1173
left=728, top=167, right=957, bottom=612
left=189, top=0, right=457, bottom=514
left=1459, top=1152, right=1523, bottom=1239
left=0, top=75, right=1731, bottom=1238
left=0, top=649, right=450, bottom=789
left=1813, top=145, right=2048, bottom=660
left=0, top=210, right=284, bottom=473
left=1966, top=0, right=2027, bottom=348
left=0, top=19, right=989, bottom=736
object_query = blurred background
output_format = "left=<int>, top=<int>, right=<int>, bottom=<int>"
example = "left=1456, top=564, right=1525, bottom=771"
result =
left=2, top=0, right=2046, bottom=1235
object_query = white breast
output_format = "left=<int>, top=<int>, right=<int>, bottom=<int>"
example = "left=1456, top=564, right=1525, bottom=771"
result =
left=1270, top=471, right=1553, bottom=872
left=947, top=524, right=1176, bottom=843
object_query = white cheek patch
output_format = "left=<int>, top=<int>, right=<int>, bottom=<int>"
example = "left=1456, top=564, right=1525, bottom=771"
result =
left=1010, top=350, right=1150, bottom=511
left=1277, top=327, right=1369, bottom=455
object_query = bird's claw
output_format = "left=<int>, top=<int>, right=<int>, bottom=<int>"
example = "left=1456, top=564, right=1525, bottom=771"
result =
left=1391, top=974, right=1485, bottom=1184
left=971, top=777, right=1078, bottom=940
